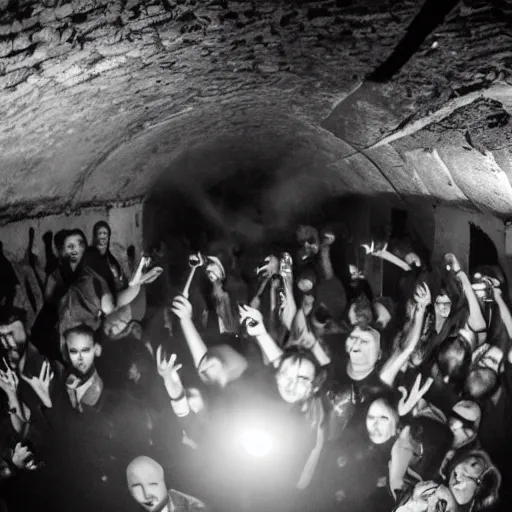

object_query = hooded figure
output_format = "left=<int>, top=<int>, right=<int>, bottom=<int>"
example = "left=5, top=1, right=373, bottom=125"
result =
left=84, top=221, right=127, bottom=298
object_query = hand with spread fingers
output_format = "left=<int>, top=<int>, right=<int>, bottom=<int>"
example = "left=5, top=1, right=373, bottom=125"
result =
left=361, top=240, right=388, bottom=256
left=398, top=374, right=434, bottom=417
left=129, top=256, right=163, bottom=287
left=21, top=360, right=54, bottom=409
left=156, top=346, right=184, bottom=400
left=11, top=443, right=37, bottom=471
left=238, top=304, right=267, bottom=337
left=256, top=255, right=280, bottom=279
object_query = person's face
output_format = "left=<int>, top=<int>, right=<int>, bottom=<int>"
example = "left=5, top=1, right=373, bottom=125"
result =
left=404, top=481, right=458, bottom=512
left=63, top=235, right=85, bottom=264
left=435, top=294, right=452, bottom=319
left=198, top=356, right=227, bottom=387
left=0, top=320, right=27, bottom=369
left=346, top=327, right=380, bottom=373
left=96, top=227, right=109, bottom=251
left=276, top=357, right=316, bottom=404
left=205, top=258, right=224, bottom=283
left=448, top=417, right=476, bottom=449
left=127, top=463, right=168, bottom=512
left=67, top=333, right=97, bottom=377
left=466, top=344, right=503, bottom=398
left=366, top=399, right=397, bottom=445
left=449, top=456, right=486, bottom=506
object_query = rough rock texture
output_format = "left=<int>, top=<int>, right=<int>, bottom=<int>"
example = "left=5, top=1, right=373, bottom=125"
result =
left=0, top=0, right=512, bottom=222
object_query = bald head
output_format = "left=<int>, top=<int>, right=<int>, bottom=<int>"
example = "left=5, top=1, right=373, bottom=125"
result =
left=127, top=456, right=168, bottom=512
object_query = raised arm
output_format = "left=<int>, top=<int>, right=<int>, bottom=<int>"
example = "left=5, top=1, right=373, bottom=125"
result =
left=238, top=305, right=283, bottom=367
left=493, top=286, right=512, bottom=339
left=171, top=295, right=208, bottom=369
left=362, top=241, right=412, bottom=272
left=279, top=253, right=297, bottom=330
left=288, top=302, right=331, bottom=367
left=318, top=230, right=336, bottom=280
left=379, top=283, right=431, bottom=387
left=445, top=253, right=486, bottom=338
left=116, top=256, right=163, bottom=308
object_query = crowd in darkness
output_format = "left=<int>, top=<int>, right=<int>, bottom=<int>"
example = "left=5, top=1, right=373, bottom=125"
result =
left=0, top=218, right=510, bottom=512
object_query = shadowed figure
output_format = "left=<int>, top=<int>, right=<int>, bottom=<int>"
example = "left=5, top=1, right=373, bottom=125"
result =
left=42, top=230, right=59, bottom=277
left=0, top=240, right=19, bottom=312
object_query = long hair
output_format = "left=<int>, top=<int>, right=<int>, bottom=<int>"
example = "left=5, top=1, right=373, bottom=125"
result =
left=447, top=449, right=502, bottom=512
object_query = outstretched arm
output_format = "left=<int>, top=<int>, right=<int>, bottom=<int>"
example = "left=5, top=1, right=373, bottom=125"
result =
left=380, top=284, right=430, bottom=387
left=239, top=305, right=283, bottom=367
left=171, top=295, right=208, bottom=369
left=362, top=241, right=412, bottom=272
left=445, top=254, right=486, bottom=337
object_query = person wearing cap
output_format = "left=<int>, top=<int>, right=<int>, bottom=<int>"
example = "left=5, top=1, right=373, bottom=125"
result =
left=199, top=242, right=249, bottom=337
left=439, top=401, right=482, bottom=479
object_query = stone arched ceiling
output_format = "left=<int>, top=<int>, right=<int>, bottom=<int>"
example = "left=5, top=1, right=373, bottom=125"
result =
left=1, top=0, right=512, bottom=223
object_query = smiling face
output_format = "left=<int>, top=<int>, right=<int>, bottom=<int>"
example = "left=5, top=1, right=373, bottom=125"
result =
left=63, top=234, right=86, bottom=265
left=95, top=226, right=110, bottom=252
left=276, top=356, right=316, bottom=404
left=449, top=455, right=486, bottom=506
left=205, top=257, right=224, bottom=283
left=366, top=399, right=398, bottom=445
left=0, top=320, right=27, bottom=369
left=127, top=457, right=168, bottom=512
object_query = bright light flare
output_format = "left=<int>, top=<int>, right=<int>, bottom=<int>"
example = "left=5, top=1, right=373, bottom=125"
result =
left=237, top=428, right=273, bottom=459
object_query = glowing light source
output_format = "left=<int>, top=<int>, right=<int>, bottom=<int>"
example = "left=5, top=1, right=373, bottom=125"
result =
left=237, top=428, right=273, bottom=459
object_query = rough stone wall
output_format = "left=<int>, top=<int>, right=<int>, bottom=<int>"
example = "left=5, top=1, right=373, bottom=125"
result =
left=0, top=200, right=143, bottom=270
left=0, top=0, right=511, bottom=220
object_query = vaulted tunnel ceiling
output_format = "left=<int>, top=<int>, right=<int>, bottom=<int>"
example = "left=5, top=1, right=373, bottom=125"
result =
left=1, top=0, right=512, bottom=224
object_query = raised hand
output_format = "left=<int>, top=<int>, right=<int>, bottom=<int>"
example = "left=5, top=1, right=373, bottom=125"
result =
left=182, top=253, right=204, bottom=298
left=279, top=252, right=293, bottom=279
left=238, top=304, right=267, bottom=337
left=413, top=282, right=431, bottom=307
left=11, top=443, right=36, bottom=471
left=0, top=359, right=19, bottom=396
left=397, top=373, right=434, bottom=416
left=129, top=255, right=163, bottom=287
left=321, top=229, right=336, bottom=247
left=256, top=255, right=280, bottom=279
left=171, top=295, right=193, bottom=322
left=156, top=346, right=184, bottom=399
left=21, top=360, right=53, bottom=408
left=361, top=240, right=388, bottom=256
left=444, top=253, right=461, bottom=273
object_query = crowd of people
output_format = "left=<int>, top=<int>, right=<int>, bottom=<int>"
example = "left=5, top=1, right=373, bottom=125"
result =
left=0, top=218, right=510, bottom=512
